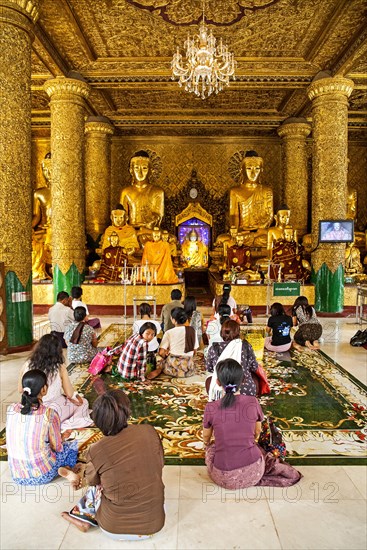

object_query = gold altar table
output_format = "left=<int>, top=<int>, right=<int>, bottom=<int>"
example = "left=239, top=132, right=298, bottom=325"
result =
left=208, top=272, right=358, bottom=308
left=32, top=281, right=185, bottom=309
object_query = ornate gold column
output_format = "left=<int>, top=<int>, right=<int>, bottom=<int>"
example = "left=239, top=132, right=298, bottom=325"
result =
left=85, top=116, right=114, bottom=247
left=0, top=0, right=39, bottom=348
left=307, top=75, right=354, bottom=312
left=44, top=76, right=90, bottom=298
left=277, top=118, right=311, bottom=237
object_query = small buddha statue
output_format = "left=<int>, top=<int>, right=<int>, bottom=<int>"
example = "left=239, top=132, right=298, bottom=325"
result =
left=161, top=230, right=178, bottom=257
left=229, top=150, right=273, bottom=233
left=100, top=208, right=139, bottom=253
left=32, top=153, right=53, bottom=280
left=181, top=229, right=208, bottom=268
left=345, top=239, right=363, bottom=275
left=96, top=232, right=129, bottom=282
left=141, top=227, right=178, bottom=284
left=267, top=206, right=297, bottom=259
left=270, top=227, right=309, bottom=281
left=226, top=234, right=252, bottom=272
left=119, top=150, right=164, bottom=234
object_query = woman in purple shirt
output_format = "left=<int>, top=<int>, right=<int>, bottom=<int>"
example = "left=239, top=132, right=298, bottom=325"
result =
left=203, top=358, right=265, bottom=489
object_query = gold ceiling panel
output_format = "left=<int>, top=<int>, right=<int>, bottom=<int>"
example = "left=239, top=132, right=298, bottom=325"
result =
left=29, top=0, right=367, bottom=135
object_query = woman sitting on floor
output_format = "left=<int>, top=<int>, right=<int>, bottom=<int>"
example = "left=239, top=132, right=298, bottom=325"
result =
left=159, top=307, right=198, bottom=378
left=206, top=319, right=259, bottom=400
left=203, top=359, right=302, bottom=490
left=18, top=333, right=93, bottom=430
left=64, top=307, right=99, bottom=364
left=7, top=369, right=78, bottom=485
left=265, top=302, right=293, bottom=353
left=59, top=389, right=165, bottom=539
left=71, top=286, right=101, bottom=330
left=183, top=295, right=204, bottom=346
left=205, top=303, right=232, bottom=349
left=117, top=322, right=158, bottom=381
left=292, top=296, right=323, bottom=351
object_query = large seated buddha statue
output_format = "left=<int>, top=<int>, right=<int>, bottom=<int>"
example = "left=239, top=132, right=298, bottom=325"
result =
left=119, top=150, right=164, bottom=243
left=32, top=153, right=52, bottom=280
left=229, top=150, right=273, bottom=246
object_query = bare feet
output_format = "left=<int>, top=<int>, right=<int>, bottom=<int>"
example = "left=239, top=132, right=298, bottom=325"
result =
left=58, top=467, right=82, bottom=490
left=313, top=340, right=320, bottom=349
left=61, top=512, right=90, bottom=532
left=146, top=366, right=163, bottom=380
left=292, top=342, right=303, bottom=352
left=305, top=340, right=317, bottom=350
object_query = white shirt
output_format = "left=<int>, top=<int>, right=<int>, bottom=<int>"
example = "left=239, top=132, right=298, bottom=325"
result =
left=160, top=326, right=199, bottom=357
left=48, top=302, right=74, bottom=332
left=132, top=319, right=161, bottom=352
left=72, top=299, right=89, bottom=315
left=212, top=295, right=237, bottom=314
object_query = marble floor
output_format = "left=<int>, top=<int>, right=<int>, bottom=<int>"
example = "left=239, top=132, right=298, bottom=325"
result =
left=1, top=314, right=366, bottom=550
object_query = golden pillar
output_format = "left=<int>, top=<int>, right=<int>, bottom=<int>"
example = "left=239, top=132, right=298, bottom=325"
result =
left=44, top=76, right=90, bottom=298
left=277, top=118, right=311, bottom=237
left=307, top=75, right=354, bottom=312
left=85, top=117, right=114, bottom=244
left=0, top=0, right=39, bottom=348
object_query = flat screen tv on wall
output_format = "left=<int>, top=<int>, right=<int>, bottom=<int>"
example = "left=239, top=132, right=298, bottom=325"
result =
left=318, top=220, right=354, bottom=243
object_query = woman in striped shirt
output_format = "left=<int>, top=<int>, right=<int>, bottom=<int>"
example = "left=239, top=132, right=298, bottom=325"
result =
left=6, top=369, right=78, bottom=485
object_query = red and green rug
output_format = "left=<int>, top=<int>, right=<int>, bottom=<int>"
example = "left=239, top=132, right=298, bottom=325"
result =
left=1, top=324, right=366, bottom=465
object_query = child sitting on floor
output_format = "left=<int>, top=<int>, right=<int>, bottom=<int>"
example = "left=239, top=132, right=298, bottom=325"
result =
left=117, top=322, right=161, bottom=381
left=6, top=369, right=78, bottom=485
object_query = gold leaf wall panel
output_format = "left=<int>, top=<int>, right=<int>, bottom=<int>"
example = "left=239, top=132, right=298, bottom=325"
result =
left=348, top=143, right=367, bottom=231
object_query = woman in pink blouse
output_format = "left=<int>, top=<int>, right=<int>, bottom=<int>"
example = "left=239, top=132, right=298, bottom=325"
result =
left=6, top=369, right=78, bottom=485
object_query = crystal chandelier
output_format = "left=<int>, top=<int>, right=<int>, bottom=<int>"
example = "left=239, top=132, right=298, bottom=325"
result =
left=171, top=2, right=236, bottom=99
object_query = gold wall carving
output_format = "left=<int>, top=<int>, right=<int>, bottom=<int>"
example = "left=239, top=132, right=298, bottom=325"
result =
left=31, top=138, right=50, bottom=189
left=0, top=0, right=37, bottom=286
left=85, top=118, right=114, bottom=241
left=44, top=76, right=90, bottom=274
left=277, top=120, right=311, bottom=237
left=348, top=143, right=367, bottom=231
left=175, top=203, right=212, bottom=227
left=308, top=76, right=354, bottom=274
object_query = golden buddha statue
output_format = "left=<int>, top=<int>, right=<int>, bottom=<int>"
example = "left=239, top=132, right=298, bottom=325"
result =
left=267, top=206, right=297, bottom=259
left=119, top=150, right=164, bottom=232
left=161, top=230, right=178, bottom=257
left=229, top=150, right=273, bottom=232
left=96, top=232, right=129, bottom=282
left=345, top=239, right=363, bottom=275
left=32, top=153, right=52, bottom=280
left=141, top=227, right=178, bottom=284
left=181, top=229, right=208, bottom=268
left=100, top=209, right=139, bottom=253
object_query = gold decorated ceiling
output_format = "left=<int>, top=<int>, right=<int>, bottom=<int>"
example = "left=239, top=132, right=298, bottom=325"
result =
left=31, top=0, right=367, bottom=137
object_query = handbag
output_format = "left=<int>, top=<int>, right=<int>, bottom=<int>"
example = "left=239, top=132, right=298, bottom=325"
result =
left=88, top=344, right=123, bottom=375
left=258, top=416, right=286, bottom=459
left=252, top=365, right=271, bottom=396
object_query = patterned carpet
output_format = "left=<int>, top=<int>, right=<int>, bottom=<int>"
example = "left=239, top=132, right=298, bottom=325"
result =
left=1, top=324, right=366, bottom=465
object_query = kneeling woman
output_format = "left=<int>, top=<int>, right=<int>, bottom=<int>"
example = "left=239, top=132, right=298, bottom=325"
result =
left=6, top=369, right=78, bottom=485
left=159, top=307, right=198, bottom=377
left=203, top=359, right=302, bottom=490
left=60, top=390, right=165, bottom=540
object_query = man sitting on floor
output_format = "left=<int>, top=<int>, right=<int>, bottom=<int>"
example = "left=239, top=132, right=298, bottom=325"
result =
left=48, top=291, right=74, bottom=348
